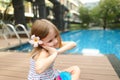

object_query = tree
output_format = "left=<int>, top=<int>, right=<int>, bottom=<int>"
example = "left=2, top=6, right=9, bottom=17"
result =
left=99, top=0, right=120, bottom=29
left=12, top=0, right=28, bottom=30
left=50, top=0, right=68, bottom=31
left=26, top=0, right=46, bottom=20
left=89, top=5, right=101, bottom=25
left=79, top=6, right=92, bottom=27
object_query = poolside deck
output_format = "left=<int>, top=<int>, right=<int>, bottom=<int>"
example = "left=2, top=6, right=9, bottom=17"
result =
left=0, top=38, right=119, bottom=80
left=0, top=52, right=119, bottom=80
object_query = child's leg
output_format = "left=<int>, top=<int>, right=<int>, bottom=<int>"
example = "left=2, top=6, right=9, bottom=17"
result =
left=63, top=66, right=80, bottom=80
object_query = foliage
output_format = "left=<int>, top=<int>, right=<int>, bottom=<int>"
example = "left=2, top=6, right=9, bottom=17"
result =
left=69, top=23, right=89, bottom=30
left=99, top=0, right=120, bottom=29
left=78, top=6, right=92, bottom=27
left=89, top=5, right=101, bottom=25
left=99, top=0, right=120, bottom=21
left=79, top=0, right=120, bottom=29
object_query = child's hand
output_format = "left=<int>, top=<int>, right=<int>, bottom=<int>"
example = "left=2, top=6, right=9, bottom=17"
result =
left=42, top=46, right=58, bottom=55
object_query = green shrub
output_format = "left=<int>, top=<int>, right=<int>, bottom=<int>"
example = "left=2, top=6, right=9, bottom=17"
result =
left=107, top=23, right=120, bottom=29
left=69, top=23, right=89, bottom=30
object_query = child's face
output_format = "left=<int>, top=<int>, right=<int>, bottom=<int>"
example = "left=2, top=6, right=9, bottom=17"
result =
left=42, top=28, right=59, bottom=48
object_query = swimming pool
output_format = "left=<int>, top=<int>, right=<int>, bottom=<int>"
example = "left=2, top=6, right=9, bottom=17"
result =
left=5, top=30, right=120, bottom=60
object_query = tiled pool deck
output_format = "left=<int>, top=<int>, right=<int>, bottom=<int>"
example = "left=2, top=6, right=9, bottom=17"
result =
left=0, top=38, right=119, bottom=80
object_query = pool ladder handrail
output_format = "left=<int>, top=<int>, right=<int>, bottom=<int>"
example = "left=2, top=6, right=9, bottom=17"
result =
left=0, top=22, right=10, bottom=45
left=6, top=24, right=22, bottom=44
left=15, top=24, right=30, bottom=39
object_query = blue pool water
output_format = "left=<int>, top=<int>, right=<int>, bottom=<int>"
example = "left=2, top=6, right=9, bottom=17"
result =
left=6, top=30, right=120, bottom=60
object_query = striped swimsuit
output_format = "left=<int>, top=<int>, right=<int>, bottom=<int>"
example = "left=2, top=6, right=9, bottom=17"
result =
left=28, top=58, right=59, bottom=80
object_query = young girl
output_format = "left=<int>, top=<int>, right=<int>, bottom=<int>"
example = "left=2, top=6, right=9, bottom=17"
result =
left=28, top=19, right=80, bottom=80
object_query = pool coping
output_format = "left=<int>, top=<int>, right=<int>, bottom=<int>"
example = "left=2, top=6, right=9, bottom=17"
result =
left=106, top=54, right=120, bottom=78
left=0, top=42, right=29, bottom=52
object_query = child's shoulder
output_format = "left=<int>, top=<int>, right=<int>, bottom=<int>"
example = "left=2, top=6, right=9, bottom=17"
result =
left=36, top=49, right=49, bottom=60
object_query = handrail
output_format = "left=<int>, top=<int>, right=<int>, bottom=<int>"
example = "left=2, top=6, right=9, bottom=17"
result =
left=3, top=34, right=10, bottom=45
left=6, top=24, right=22, bottom=44
left=15, top=24, right=30, bottom=39
left=0, top=21, right=11, bottom=45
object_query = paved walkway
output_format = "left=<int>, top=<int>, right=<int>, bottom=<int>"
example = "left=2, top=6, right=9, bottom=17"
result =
left=0, top=38, right=28, bottom=49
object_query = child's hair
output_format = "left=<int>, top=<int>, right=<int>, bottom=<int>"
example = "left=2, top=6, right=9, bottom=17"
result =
left=30, top=19, right=62, bottom=56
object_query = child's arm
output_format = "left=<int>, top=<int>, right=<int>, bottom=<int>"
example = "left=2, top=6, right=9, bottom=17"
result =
left=35, top=46, right=58, bottom=74
left=58, top=41, right=76, bottom=54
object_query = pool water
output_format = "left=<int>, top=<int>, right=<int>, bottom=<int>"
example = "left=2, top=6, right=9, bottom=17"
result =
left=6, top=30, right=120, bottom=60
